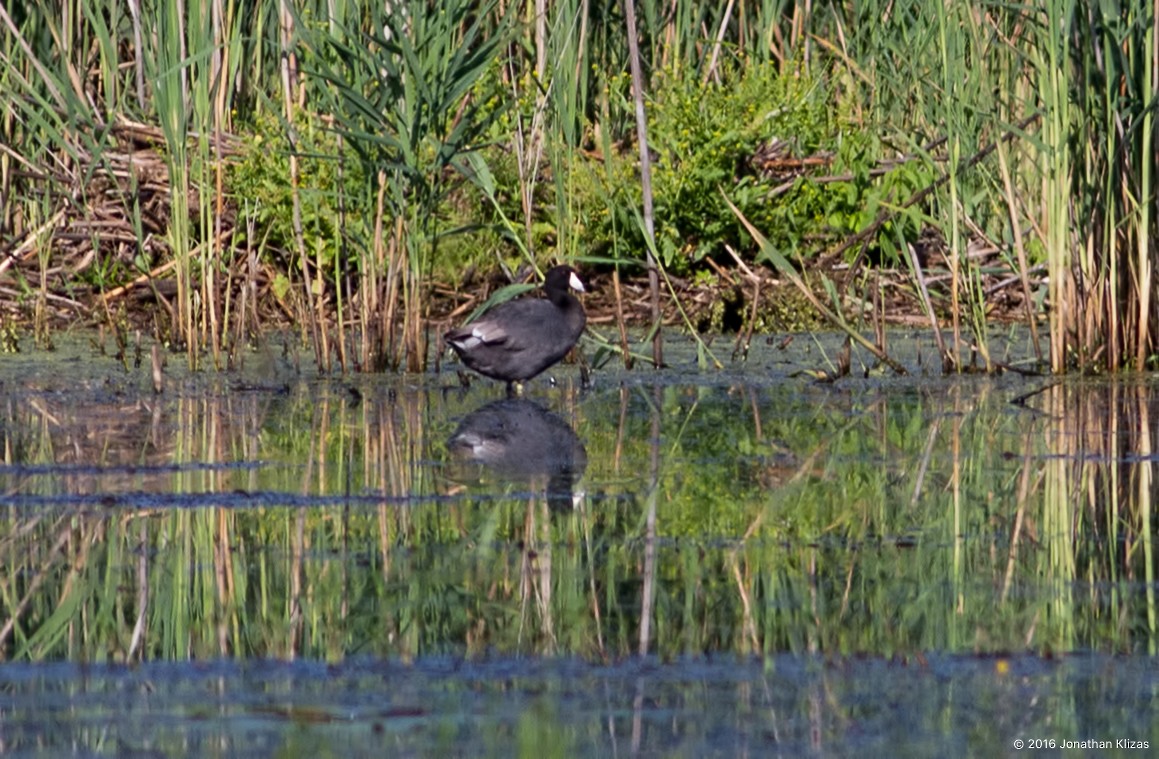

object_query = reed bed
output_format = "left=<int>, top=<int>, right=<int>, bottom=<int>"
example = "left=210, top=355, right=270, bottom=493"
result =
left=0, top=0, right=1154, bottom=372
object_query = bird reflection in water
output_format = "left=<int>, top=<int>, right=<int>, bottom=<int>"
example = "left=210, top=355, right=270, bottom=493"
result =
left=446, top=398, right=586, bottom=510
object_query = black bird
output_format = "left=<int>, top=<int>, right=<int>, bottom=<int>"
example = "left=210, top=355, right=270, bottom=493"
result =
left=443, top=265, right=586, bottom=394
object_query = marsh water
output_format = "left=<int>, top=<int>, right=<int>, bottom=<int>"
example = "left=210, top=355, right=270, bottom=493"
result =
left=2, top=330, right=1158, bottom=756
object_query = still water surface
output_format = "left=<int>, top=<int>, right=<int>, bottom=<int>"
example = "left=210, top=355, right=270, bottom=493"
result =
left=1, top=330, right=1157, bottom=756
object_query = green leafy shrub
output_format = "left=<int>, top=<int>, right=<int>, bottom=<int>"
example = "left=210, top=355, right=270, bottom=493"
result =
left=227, top=109, right=357, bottom=277
left=582, top=60, right=933, bottom=273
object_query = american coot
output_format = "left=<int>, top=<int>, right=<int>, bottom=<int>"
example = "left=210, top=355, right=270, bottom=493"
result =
left=447, top=398, right=587, bottom=510
left=443, top=265, right=586, bottom=394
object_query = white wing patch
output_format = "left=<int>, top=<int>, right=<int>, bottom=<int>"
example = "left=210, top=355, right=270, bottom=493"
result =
left=449, top=320, right=508, bottom=350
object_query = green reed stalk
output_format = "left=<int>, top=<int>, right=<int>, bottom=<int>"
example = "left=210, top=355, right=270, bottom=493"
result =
left=187, top=0, right=223, bottom=368
left=1133, top=10, right=1155, bottom=368
left=934, top=0, right=964, bottom=369
left=1095, top=17, right=1123, bottom=370
left=932, top=1, right=1002, bottom=371
left=151, top=9, right=196, bottom=366
left=1039, top=0, right=1073, bottom=373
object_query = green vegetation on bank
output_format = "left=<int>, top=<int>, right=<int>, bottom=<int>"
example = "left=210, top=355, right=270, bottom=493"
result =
left=0, top=0, right=1155, bottom=372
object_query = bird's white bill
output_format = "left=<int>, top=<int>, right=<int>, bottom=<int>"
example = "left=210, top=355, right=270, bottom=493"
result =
left=569, top=271, right=585, bottom=293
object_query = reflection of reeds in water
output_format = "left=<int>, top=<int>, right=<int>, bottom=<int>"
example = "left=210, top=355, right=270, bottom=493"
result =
left=4, top=377, right=1159, bottom=662
left=1040, top=385, right=1076, bottom=650
left=364, top=389, right=427, bottom=656
left=1035, top=383, right=1157, bottom=651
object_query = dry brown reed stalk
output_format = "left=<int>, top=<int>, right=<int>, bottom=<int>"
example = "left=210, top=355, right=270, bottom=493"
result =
left=623, top=0, right=663, bottom=369
left=611, top=267, right=633, bottom=370
left=402, top=257, right=425, bottom=374
left=382, top=217, right=404, bottom=370
left=994, top=146, right=1042, bottom=365
left=721, top=242, right=762, bottom=360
